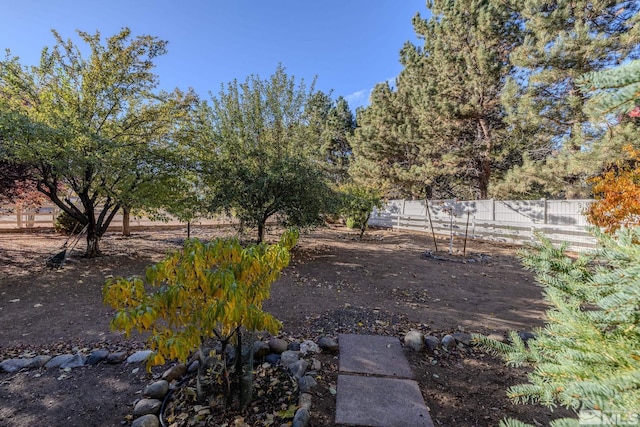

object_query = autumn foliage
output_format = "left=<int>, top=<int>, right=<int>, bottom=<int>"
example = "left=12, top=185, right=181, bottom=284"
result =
left=586, top=146, right=640, bottom=233
left=103, top=229, right=299, bottom=406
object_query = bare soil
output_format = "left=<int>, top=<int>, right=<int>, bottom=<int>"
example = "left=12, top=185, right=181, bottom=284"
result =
left=0, top=225, right=575, bottom=426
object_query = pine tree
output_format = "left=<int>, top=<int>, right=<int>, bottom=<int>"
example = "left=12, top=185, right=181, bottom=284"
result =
left=475, top=228, right=640, bottom=426
left=497, top=0, right=640, bottom=198
left=404, top=0, right=524, bottom=199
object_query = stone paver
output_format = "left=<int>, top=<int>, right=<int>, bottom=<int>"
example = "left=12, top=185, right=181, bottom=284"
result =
left=335, top=374, right=433, bottom=427
left=338, top=334, right=414, bottom=378
left=335, top=334, right=434, bottom=427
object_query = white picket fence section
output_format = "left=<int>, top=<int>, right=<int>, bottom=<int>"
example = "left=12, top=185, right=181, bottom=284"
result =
left=369, top=199, right=598, bottom=251
left=0, top=204, right=237, bottom=230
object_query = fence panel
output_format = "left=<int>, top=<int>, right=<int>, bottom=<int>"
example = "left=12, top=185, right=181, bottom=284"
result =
left=370, top=199, right=598, bottom=252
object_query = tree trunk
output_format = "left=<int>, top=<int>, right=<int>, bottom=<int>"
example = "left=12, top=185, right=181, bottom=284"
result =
left=85, top=231, right=101, bottom=257
left=257, top=221, right=265, bottom=243
left=122, top=207, right=131, bottom=236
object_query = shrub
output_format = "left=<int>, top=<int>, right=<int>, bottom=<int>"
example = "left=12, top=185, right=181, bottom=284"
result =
left=53, top=210, right=83, bottom=234
left=103, top=229, right=299, bottom=408
left=475, top=228, right=640, bottom=426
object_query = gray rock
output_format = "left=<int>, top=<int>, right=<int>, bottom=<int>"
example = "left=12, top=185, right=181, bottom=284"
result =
left=317, top=337, right=338, bottom=354
left=287, top=341, right=301, bottom=352
left=127, top=350, right=153, bottom=364
left=0, top=358, right=32, bottom=373
left=188, top=360, right=199, bottom=373
left=265, top=353, right=280, bottom=365
left=300, top=340, right=320, bottom=355
left=292, top=407, right=311, bottom=427
left=288, top=360, right=308, bottom=379
left=298, top=375, right=317, bottom=393
left=253, top=341, right=271, bottom=359
left=106, top=351, right=127, bottom=364
left=518, top=331, right=536, bottom=343
left=44, top=354, right=76, bottom=369
left=425, top=336, right=439, bottom=351
left=280, top=350, right=299, bottom=367
left=133, top=398, right=162, bottom=417
left=162, top=364, right=187, bottom=382
left=404, top=330, right=425, bottom=352
left=25, top=355, right=52, bottom=369
left=86, top=349, right=109, bottom=365
left=268, top=338, right=289, bottom=354
left=441, top=334, right=456, bottom=350
left=60, top=354, right=85, bottom=369
left=144, top=380, right=169, bottom=400
left=298, top=392, right=312, bottom=411
left=131, top=414, right=160, bottom=427
left=452, top=332, right=473, bottom=346
left=310, top=358, right=321, bottom=371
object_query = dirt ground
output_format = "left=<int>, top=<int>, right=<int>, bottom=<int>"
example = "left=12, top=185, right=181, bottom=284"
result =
left=0, top=225, right=575, bottom=426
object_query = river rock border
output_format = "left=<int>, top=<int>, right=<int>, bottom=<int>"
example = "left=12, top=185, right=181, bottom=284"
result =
left=0, top=337, right=339, bottom=427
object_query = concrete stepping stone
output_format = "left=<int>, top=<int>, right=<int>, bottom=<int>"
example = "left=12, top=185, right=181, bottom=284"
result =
left=335, top=374, right=433, bottom=427
left=338, top=334, right=414, bottom=379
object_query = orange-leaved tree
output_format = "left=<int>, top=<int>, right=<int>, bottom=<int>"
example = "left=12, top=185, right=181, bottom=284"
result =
left=586, top=145, right=640, bottom=233
left=103, top=229, right=299, bottom=408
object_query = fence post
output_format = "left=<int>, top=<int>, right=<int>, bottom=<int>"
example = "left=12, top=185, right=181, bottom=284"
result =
left=16, top=206, right=22, bottom=228
left=491, top=198, right=495, bottom=222
left=543, top=198, right=548, bottom=224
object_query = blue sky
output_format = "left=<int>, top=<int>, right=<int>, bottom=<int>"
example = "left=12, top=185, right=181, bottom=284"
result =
left=1, top=1, right=429, bottom=110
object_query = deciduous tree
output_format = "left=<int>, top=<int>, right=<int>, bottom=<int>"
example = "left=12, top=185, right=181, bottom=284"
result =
left=0, top=29, right=195, bottom=255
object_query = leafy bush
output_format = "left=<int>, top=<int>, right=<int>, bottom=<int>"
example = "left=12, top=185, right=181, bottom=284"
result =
left=103, top=229, right=299, bottom=408
left=339, top=184, right=383, bottom=238
left=53, top=210, right=83, bottom=234
left=475, top=228, right=640, bottom=426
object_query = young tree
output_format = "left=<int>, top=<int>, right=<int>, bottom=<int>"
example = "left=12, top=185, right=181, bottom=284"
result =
left=339, top=183, right=383, bottom=239
left=198, top=65, right=337, bottom=242
left=104, top=230, right=299, bottom=408
left=0, top=29, right=195, bottom=256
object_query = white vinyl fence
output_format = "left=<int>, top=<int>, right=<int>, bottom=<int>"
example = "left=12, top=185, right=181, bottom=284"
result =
left=0, top=204, right=237, bottom=231
left=369, top=199, right=597, bottom=252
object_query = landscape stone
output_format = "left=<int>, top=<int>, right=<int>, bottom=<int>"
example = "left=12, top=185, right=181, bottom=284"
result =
left=106, top=351, right=128, bottom=364
left=335, top=374, right=433, bottom=427
left=298, top=392, right=313, bottom=411
left=0, top=358, right=32, bottom=373
left=317, top=336, right=338, bottom=354
left=292, top=407, right=311, bottom=427
left=338, top=334, right=414, bottom=379
left=441, top=334, right=456, bottom=350
left=25, top=355, right=52, bottom=369
left=144, top=380, right=169, bottom=400
left=265, top=353, right=280, bottom=365
left=298, top=375, right=317, bottom=393
left=425, top=336, right=440, bottom=351
left=404, top=330, right=425, bottom=351
left=162, top=364, right=187, bottom=382
left=131, top=414, right=160, bottom=427
left=268, top=338, right=289, bottom=354
left=487, top=333, right=505, bottom=342
left=188, top=360, right=199, bottom=373
left=280, top=350, right=299, bottom=367
left=452, top=332, right=473, bottom=346
left=133, top=398, right=162, bottom=417
left=127, top=350, right=153, bottom=364
left=310, top=358, right=321, bottom=371
left=44, top=354, right=76, bottom=369
left=253, top=341, right=271, bottom=359
left=86, top=349, right=109, bottom=365
left=518, top=331, right=536, bottom=342
left=60, top=353, right=85, bottom=369
left=287, top=341, right=301, bottom=352
left=288, top=360, right=308, bottom=379
left=300, top=340, right=320, bottom=355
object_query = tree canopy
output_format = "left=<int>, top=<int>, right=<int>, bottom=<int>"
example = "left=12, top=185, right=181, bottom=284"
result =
left=0, top=28, right=196, bottom=255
